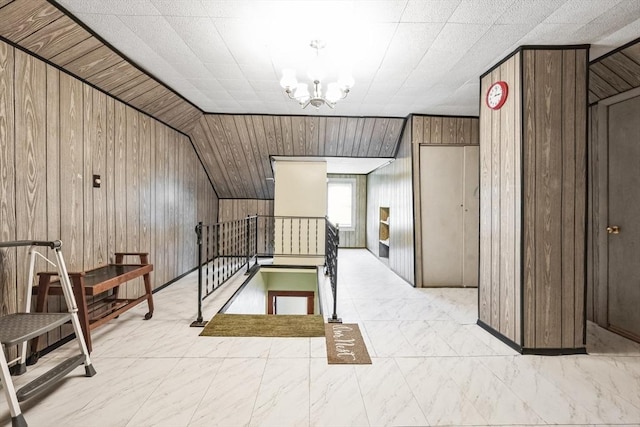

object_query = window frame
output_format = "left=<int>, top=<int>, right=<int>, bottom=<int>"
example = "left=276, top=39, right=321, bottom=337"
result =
left=327, top=177, right=357, bottom=231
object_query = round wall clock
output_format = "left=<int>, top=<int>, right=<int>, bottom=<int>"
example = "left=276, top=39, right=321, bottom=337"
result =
left=486, top=81, right=509, bottom=110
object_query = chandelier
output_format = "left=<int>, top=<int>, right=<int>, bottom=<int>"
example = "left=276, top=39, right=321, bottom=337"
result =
left=279, top=40, right=354, bottom=109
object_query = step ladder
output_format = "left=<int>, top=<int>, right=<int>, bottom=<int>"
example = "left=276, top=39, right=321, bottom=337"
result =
left=0, top=240, right=96, bottom=427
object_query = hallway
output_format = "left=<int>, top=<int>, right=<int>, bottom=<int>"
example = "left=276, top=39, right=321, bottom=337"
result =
left=2, top=249, right=640, bottom=426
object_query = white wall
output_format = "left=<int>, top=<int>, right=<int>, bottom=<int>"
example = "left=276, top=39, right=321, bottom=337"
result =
left=224, top=271, right=268, bottom=314
left=273, top=161, right=327, bottom=265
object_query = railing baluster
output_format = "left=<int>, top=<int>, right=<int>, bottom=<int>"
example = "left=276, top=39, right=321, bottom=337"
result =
left=205, top=224, right=210, bottom=294
left=246, top=216, right=250, bottom=273
left=222, top=222, right=226, bottom=282
left=326, top=219, right=341, bottom=323
left=215, top=224, right=220, bottom=288
left=191, top=222, right=204, bottom=327
left=237, top=219, right=241, bottom=269
left=296, top=218, right=299, bottom=254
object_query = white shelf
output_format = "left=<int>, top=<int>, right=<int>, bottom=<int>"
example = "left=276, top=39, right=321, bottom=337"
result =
left=379, top=239, right=389, bottom=246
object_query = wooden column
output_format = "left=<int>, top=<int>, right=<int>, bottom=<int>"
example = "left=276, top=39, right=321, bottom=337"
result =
left=478, top=46, right=588, bottom=354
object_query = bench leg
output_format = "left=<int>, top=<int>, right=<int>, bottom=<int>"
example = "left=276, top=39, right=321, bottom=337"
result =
left=143, top=273, right=154, bottom=320
left=71, top=277, right=92, bottom=353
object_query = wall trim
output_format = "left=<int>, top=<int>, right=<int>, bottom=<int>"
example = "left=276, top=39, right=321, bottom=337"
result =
left=412, top=113, right=479, bottom=120
left=392, top=117, right=409, bottom=159
left=481, top=44, right=590, bottom=80
left=201, top=112, right=407, bottom=120
left=521, top=347, right=587, bottom=355
left=477, top=319, right=523, bottom=353
left=589, top=36, right=640, bottom=65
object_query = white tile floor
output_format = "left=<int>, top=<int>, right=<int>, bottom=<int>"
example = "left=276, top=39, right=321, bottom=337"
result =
left=2, top=249, right=640, bottom=426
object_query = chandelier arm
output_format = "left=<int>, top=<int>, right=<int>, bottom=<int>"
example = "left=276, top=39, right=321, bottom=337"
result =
left=284, top=89, right=297, bottom=101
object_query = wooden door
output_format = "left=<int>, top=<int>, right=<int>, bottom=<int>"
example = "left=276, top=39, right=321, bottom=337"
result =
left=420, top=146, right=464, bottom=286
left=607, top=95, right=640, bottom=342
left=462, top=146, right=480, bottom=287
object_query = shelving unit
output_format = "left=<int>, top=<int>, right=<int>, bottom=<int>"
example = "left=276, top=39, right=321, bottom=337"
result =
left=379, top=207, right=389, bottom=258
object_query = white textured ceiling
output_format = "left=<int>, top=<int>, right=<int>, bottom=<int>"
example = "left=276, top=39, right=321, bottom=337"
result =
left=57, top=0, right=640, bottom=117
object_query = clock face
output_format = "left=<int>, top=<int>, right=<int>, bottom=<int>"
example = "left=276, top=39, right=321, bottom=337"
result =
left=486, top=81, right=508, bottom=110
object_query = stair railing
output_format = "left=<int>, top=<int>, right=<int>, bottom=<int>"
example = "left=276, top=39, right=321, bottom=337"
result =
left=325, top=219, right=341, bottom=323
left=191, top=215, right=341, bottom=326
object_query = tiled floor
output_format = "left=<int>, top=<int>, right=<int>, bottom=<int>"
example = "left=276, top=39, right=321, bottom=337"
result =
left=2, top=249, right=640, bottom=426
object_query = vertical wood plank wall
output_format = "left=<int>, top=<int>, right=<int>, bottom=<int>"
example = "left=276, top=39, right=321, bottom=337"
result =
left=0, top=40, right=218, bottom=348
left=479, top=47, right=587, bottom=351
left=479, top=53, right=522, bottom=345
left=367, top=125, right=414, bottom=285
left=522, top=48, right=587, bottom=350
left=411, top=114, right=480, bottom=288
left=328, top=174, right=367, bottom=248
left=218, top=199, right=274, bottom=222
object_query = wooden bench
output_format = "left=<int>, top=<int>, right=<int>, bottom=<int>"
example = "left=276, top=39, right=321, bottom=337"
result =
left=31, top=252, right=154, bottom=357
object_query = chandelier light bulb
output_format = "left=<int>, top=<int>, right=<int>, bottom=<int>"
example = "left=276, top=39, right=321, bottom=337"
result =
left=338, top=72, right=354, bottom=90
left=280, top=69, right=297, bottom=89
left=294, top=83, right=310, bottom=103
left=326, top=82, right=342, bottom=103
left=279, top=40, right=353, bottom=109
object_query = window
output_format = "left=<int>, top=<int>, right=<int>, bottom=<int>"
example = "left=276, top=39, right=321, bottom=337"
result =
left=327, top=178, right=356, bottom=230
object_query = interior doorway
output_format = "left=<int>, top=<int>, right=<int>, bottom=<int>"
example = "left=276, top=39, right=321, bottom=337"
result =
left=267, top=291, right=315, bottom=315
left=606, top=94, right=640, bottom=342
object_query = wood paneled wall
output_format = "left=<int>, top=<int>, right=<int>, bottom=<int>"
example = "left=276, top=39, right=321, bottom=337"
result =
left=190, top=115, right=404, bottom=199
left=479, top=53, right=522, bottom=345
left=411, top=115, right=479, bottom=287
left=367, top=125, right=414, bottom=285
left=0, top=39, right=217, bottom=348
left=522, top=48, right=587, bottom=350
left=479, top=46, right=587, bottom=352
left=411, top=115, right=479, bottom=146
left=218, top=199, right=274, bottom=222
left=0, top=0, right=203, bottom=134
left=328, top=174, right=367, bottom=248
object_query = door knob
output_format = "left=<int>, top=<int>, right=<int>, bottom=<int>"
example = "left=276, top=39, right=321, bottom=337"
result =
left=607, top=225, right=621, bottom=234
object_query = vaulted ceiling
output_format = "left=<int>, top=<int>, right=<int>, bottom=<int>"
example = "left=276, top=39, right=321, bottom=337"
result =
left=1, top=0, right=640, bottom=199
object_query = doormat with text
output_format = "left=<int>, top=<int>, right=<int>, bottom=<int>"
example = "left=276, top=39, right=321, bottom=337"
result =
left=325, top=323, right=372, bottom=364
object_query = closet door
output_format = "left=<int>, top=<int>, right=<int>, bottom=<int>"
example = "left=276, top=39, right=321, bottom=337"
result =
left=420, top=145, right=479, bottom=287
left=420, top=146, right=464, bottom=286
left=462, top=146, right=480, bottom=287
